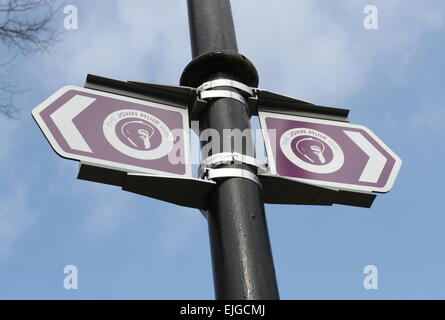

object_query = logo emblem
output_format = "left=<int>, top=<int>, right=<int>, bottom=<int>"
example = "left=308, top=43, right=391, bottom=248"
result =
left=120, top=120, right=155, bottom=150
left=103, top=109, right=174, bottom=160
left=280, top=128, right=344, bottom=174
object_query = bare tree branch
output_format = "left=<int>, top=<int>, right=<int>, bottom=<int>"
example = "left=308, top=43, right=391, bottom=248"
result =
left=0, top=0, right=64, bottom=118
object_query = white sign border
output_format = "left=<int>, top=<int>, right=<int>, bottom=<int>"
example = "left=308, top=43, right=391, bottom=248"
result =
left=258, top=111, right=402, bottom=193
left=32, top=85, right=192, bottom=178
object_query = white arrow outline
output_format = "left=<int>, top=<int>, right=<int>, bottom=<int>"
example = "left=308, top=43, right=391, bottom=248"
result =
left=50, top=95, right=95, bottom=153
left=344, top=130, right=387, bottom=183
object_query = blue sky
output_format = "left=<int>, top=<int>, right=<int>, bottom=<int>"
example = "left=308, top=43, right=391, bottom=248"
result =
left=0, top=0, right=444, bottom=299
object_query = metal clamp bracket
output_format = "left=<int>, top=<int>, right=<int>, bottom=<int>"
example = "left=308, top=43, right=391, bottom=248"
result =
left=199, top=89, right=247, bottom=106
left=201, top=152, right=268, bottom=173
left=197, top=79, right=254, bottom=97
left=200, top=167, right=262, bottom=187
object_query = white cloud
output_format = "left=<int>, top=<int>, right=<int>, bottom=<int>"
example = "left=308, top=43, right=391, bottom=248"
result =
left=21, top=0, right=190, bottom=91
left=409, top=107, right=445, bottom=131
left=0, top=184, right=35, bottom=257
left=156, top=206, right=203, bottom=257
left=233, top=0, right=444, bottom=104
left=79, top=183, right=131, bottom=235
left=0, top=117, right=19, bottom=163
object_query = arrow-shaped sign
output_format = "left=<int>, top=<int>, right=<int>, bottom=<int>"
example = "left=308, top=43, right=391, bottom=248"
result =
left=32, top=85, right=192, bottom=178
left=259, top=112, right=402, bottom=193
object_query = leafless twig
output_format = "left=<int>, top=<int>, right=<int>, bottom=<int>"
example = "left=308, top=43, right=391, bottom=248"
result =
left=0, top=0, right=64, bottom=118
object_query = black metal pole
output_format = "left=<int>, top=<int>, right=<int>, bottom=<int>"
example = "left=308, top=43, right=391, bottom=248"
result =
left=181, top=0, right=279, bottom=300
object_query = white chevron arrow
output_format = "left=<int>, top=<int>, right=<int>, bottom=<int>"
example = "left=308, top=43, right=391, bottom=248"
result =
left=344, top=130, right=387, bottom=183
left=50, top=95, right=96, bottom=153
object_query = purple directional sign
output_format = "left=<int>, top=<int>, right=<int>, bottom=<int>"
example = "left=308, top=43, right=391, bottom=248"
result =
left=259, top=111, right=402, bottom=193
left=32, top=86, right=191, bottom=177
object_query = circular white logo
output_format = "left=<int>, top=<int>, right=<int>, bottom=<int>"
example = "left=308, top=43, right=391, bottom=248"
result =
left=103, top=109, right=174, bottom=160
left=280, top=127, right=344, bottom=174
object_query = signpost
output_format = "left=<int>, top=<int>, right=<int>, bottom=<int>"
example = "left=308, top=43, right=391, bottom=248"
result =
left=31, top=0, right=403, bottom=300
left=32, top=85, right=191, bottom=177
left=259, top=111, right=401, bottom=193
